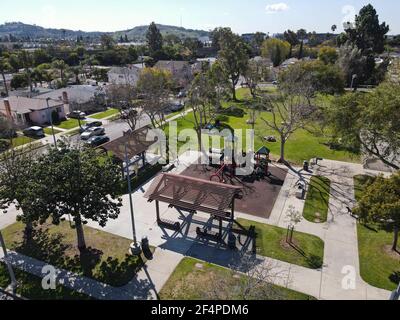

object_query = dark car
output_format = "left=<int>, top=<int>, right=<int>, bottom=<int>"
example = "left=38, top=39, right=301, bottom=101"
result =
left=85, top=135, right=110, bottom=147
left=79, top=121, right=103, bottom=133
left=67, top=111, right=86, bottom=119
left=23, top=126, right=45, bottom=138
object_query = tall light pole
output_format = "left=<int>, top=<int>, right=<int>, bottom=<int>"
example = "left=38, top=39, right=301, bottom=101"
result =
left=124, top=142, right=142, bottom=256
left=0, top=230, right=17, bottom=294
left=46, top=98, right=57, bottom=148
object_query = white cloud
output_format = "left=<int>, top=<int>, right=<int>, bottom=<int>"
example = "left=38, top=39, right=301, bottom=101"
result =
left=265, top=3, right=290, bottom=14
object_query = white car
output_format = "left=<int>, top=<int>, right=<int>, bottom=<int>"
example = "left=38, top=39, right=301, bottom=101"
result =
left=80, top=127, right=105, bottom=140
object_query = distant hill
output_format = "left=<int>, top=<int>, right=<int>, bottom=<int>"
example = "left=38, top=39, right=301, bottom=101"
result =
left=0, top=22, right=210, bottom=41
left=113, top=24, right=210, bottom=41
left=0, top=22, right=103, bottom=40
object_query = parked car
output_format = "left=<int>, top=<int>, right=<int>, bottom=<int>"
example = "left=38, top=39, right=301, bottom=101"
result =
left=79, top=121, right=103, bottom=133
left=80, top=127, right=105, bottom=140
left=165, top=102, right=185, bottom=113
left=68, top=111, right=86, bottom=119
left=85, top=135, right=110, bottom=147
left=23, top=126, right=45, bottom=138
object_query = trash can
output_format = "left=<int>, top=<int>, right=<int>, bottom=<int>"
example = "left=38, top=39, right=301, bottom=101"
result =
left=228, top=233, right=237, bottom=250
left=303, top=161, right=309, bottom=172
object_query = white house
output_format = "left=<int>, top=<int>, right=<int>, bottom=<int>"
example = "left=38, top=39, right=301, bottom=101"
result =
left=0, top=96, right=66, bottom=127
left=107, top=66, right=142, bottom=86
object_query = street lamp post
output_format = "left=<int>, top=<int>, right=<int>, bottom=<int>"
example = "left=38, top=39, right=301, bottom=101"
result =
left=0, top=230, right=17, bottom=294
left=46, top=98, right=57, bottom=148
left=124, top=142, right=142, bottom=256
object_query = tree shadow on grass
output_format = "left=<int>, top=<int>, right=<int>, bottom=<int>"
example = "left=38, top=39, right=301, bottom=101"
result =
left=97, top=254, right=144, bottom=287
left=288, top=242, right=323, bottom=269
left=15, top=228, right=147, bottom=287
left=15, top=229, right=71, bottom=267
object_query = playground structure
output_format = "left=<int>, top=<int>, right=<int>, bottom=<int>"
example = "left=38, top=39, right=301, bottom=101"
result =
left=207, top=146, right=272, bottom=184
left=145, top=173, right=257, bottom=253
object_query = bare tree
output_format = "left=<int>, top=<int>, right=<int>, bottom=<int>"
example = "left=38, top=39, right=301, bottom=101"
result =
left=204, top=253, right=289, bottom=300
left=259, top=91, right=316, bottom=163
left=105, top=84, right=142, bottom=131
left=136, top=68, right=172, bottom=130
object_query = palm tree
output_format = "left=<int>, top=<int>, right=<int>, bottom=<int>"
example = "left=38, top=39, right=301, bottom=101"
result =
left=52, top=59, right=68, bottom=83
left=0, top=57, right=10, bottom=97
left=331, top=25, right=337, bottom=33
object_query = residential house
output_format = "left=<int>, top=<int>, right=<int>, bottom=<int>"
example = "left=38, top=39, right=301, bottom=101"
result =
left=107, top=66, right=142, bottom=86
left=154, top=60, right=193, bottom=88
left=0, top=96, right=66, bottom=127
left=37, top=85, right=106, bottom=114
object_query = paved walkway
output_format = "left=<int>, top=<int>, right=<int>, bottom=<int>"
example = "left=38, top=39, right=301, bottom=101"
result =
left=236, top=159, right=391, bottom=300
left=0, top=155, right=394, bottom=300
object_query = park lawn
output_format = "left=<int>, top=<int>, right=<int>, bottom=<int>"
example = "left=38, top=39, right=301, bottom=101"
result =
left=237, top=219, right=324, bottom=269
left=166, top=89, right=360, bottom=165
left=44, top=127, right=63, bottom=135
left=0, top=262, right=93, bottom=300
left=159, top=257, right=316, bottom=300
left=90, top=108, right=119, bottom=120
left=11, top=136, right=34, bottom=147
left=357, top=223, right=400, bottom=291
left=55, top=119, right=86, bottom=130
left=1, top=221, right=152, bottom=287
left=303, top=176, right=331, bottom=223
left=354, top=174, right=400, bottom=291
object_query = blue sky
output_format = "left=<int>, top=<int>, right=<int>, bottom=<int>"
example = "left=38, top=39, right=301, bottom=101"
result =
left=1, top=0, right=399, bottom=34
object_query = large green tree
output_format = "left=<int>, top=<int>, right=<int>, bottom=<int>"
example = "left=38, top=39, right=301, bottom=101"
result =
left=283, top=30, right=299, bottom=58
left=354, top=172, right=400, bottom=251
left=218, top=29, right=249, bottom=101
left=146, top=22, right=163, bottom=56
left=324, top=82, right=400, bottom=170
left=343, top=4, right=389, bottom=55
left=40, top=143, right=123, bottom=251
left=261, top=38, right=290, bottom=67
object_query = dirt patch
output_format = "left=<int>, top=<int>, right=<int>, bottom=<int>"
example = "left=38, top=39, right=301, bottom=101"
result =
left=280, top=237, right=300, bottom=251
left=383, top=245, right=400, bottom=261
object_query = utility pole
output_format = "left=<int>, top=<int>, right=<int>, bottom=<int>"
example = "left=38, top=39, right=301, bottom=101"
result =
left=124, top=142, right=142, bottom=256
left=46, top=98, right=57, bottom=148
left=0, top=230, right=17, bottom=294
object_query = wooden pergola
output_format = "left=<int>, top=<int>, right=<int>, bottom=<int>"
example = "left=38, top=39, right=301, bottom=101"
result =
left=145, top=173, right=257, bottom=252
left=100, top=126, right=157, bottom=176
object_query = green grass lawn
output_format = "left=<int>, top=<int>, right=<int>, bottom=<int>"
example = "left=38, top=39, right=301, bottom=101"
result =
left=43, top=127, right=63, bottom=135
left=354, top=175, right=400, bottom=291
left=55, top=119, right=86, bottom=130
left=11, top=136, right=34, bottom=147
left=1, top=221, right=152, bottom=287
left=0, top=262, right=92, bottom=300
left=90, top=108, right=119, bottom=120
left=166, top=88, right=360, bottom=165
left=237, top=219, right=324, bottom=269
left=303, top=176, right=331, bottom=223
left=159, top=257, right=316, bottom=300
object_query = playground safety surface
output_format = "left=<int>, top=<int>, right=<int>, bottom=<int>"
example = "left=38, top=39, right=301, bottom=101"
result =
left=180, top=164, right=288, bottom=218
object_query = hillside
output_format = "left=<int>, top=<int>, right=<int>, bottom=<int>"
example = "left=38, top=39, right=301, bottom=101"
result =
left=0, top=22, right=103, bottom=40
left=0, top=22, right=210, bottom=41
left=113, top=24, right=210, bottom=41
